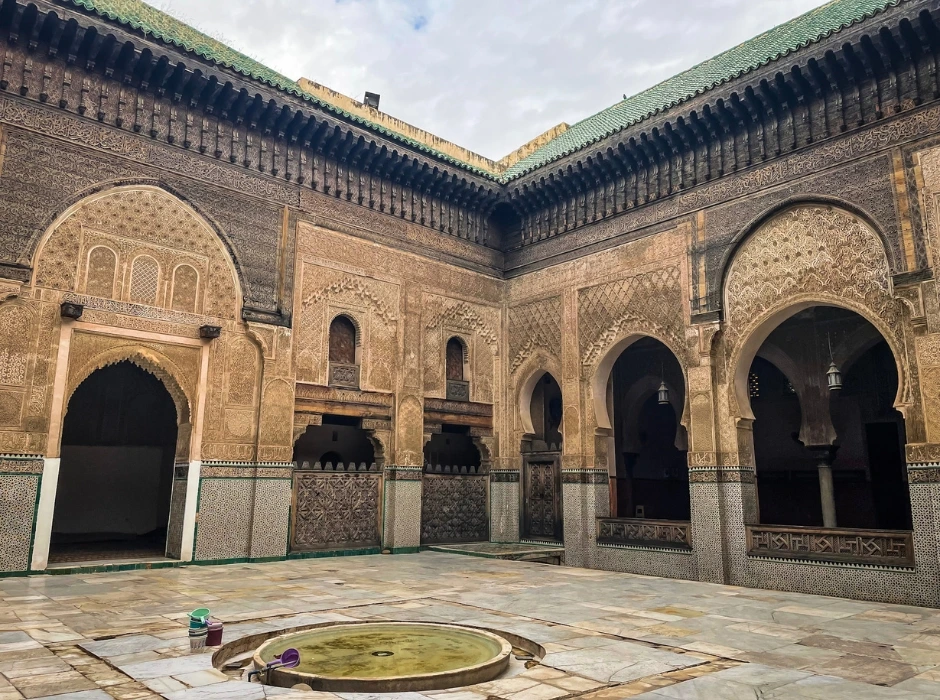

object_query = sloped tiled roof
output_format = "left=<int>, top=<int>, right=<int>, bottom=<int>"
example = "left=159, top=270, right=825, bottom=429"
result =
left=66, top=0, right=902, bottom=182
left=500, top=0, right=901, bottom=180
left=66, top=0, right=497, bottom=177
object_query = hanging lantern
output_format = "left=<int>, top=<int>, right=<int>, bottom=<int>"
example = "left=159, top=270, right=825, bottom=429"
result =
left=827, top=361, right=842, bottom=391
left=657, top=380, right=670, bottom=405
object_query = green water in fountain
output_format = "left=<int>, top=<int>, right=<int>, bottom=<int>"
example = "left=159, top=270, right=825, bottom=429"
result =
left=258, top=623, right=503, bottom=679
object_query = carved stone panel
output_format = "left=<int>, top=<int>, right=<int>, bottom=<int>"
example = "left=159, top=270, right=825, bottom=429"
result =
left=420, top=474, right=488, bottom=544
left=290, top=470, right=381, bottom=551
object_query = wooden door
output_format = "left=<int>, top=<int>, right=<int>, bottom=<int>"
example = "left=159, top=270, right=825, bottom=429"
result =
left=522, top=454, right=562, bottom=541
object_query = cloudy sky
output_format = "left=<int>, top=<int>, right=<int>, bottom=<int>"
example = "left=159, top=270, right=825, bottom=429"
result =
left=156, top=0, right=827, bottom=160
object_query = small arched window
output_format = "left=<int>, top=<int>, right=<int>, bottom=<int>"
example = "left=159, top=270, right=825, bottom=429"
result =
left=329, top=315, right=357, bottom=365
left=445, top=337, right=470, bottom=401
left=85, top=247, right=116, bottom=298
left=171, top=264, right=199, bottom=313
left=129, top=255, right=160, bottom=305
left=446, top=337, right=465, bottom=381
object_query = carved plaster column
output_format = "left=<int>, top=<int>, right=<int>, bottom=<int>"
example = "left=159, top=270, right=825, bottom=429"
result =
left=686, top=322, right=726, bottom=583
left=384, top=285, right=424, bottom=552
left=247, top=325, right=294, bottom=560
left=560, top=287, right=606, bottom=567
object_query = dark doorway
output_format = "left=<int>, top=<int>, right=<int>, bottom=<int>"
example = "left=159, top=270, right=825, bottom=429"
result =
left=521, top=371, right=564, bottom=542
left=749, top=306, right=911, bottom=530
left=50, top=361, right=178, bottom=565
left=610, top=338, right=689, bottom=520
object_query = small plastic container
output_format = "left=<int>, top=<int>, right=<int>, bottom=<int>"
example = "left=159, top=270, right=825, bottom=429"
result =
left=206, top=620, right=223, bottom=647
left=189, top=626, right=208, bottom=651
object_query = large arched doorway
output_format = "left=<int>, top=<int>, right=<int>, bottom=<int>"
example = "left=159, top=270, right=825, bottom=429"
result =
left=520, top=371, right=564, bottom=542
left=608, top=338, right=689, bottom=520
left=747, top=306, right=910, bottom=530
left=50, top=361, right=178, bottom=565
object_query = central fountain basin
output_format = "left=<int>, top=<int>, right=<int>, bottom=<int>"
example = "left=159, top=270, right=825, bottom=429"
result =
left=252, top=621, right=512, bottom=692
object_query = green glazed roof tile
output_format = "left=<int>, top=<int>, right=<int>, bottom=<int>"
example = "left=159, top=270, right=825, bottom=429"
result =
left=66, top=0, right=496, bottom=177
left=500, top=0, right=901, bottom=180
left=67, top=0, right=900, bottom=182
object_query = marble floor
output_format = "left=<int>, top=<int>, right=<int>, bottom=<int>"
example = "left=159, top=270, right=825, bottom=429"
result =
left=1, top=552, right=940, bottom=700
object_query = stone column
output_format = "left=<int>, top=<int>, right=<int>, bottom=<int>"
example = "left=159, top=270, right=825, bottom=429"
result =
left=686, top=325, right=727, bottom=583
left=810, top=446, right=838, bottom=528
left=489, top=470, right=520, bottom=542
left=905, top=444, right=940, bottom=607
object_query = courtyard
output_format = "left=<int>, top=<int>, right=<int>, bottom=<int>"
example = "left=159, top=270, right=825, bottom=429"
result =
left=0, top=552, right=939, bottom=700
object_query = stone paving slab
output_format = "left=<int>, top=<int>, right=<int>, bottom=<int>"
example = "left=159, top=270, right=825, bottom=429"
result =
left=3, top=553, right=940, bottom=699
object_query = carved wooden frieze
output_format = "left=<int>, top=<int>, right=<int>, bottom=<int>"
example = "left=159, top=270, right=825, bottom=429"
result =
left=746, top=525, right=914, bottom=568
left=597, top=518, right=692, bottom=550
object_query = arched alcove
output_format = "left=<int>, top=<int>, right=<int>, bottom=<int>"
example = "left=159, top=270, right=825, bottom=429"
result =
left=744, top=305, right=910, bottom=530
left=50, top=361, right=178, bottom=565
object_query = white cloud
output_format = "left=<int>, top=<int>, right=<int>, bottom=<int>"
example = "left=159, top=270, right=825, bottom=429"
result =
left=156, top=0, right=826, bottom=159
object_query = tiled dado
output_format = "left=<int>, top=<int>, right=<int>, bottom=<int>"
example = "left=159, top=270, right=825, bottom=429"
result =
left=195, top=462, right=292, bottom=561
left=200, top=461, right=293, bottom=479
left=0, top=455, right=42, bottom=573
left=688, top=465, right=756, bottom=483
left=383, top=466, right=424, bottom=480
left=561, top=468, right=608, bottom=484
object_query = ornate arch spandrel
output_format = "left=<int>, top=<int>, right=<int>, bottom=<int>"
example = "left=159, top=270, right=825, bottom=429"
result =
left=722, top=204, right=908, bottom=422
left=31, top=184, right=241, bottom=320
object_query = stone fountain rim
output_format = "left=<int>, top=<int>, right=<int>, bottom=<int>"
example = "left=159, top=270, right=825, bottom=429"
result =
left=251, top=620, right=514, bottom=691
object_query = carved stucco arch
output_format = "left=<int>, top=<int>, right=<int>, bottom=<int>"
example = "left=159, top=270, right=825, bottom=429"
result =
left=65, top=346, right=193, bottom=428
left=588, top=329, right=690, bottom=433
left=31, top=182, right=243, bottom=316
left=515, top=351, right=563, bottom=437
left=723, top=203, right=908, bottom=423
left=728, top=296, right=907, bottom=423
left=716, top=195, right=903, bottom=293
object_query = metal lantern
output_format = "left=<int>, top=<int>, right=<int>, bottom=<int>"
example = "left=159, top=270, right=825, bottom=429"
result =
left=657, top=380, right=670, bottom=405
left=827, top=361, right=842, bottom=391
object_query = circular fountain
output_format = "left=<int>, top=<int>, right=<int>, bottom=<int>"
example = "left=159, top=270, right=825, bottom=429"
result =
left=251, top=621, right=513, bottom=692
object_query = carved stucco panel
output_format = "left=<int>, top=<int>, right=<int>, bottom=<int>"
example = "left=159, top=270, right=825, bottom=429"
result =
left=724, top=205, right=905, bottom=413
left=508, top=295, right=562, bottom=377
left=295, top=263, right=399, bottom=391
left=33, top=187, right=239, bottom=321
left=422, top=293, right=499, bottom=404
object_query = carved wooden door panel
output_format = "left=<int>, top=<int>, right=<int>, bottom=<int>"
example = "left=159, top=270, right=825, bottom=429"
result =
left=290, top=469, right=381, bottom=552
left=523, top=456, right=562, bottom=541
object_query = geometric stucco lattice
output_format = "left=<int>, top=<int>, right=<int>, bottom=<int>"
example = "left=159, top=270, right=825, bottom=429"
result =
left=578, top=266, right=684, bottom=367
left=508, top=295, right=562, bottom=375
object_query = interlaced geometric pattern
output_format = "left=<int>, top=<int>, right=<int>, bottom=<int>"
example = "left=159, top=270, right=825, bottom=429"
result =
left=508, top=296, right=562, bottom=374
left=129, top=255, right=159, bottom=305
left=578, top=266, right=683, bottom=366
left=290, top=471, right=380, bottom=551
left=420, top=475, right=488, bottom=544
